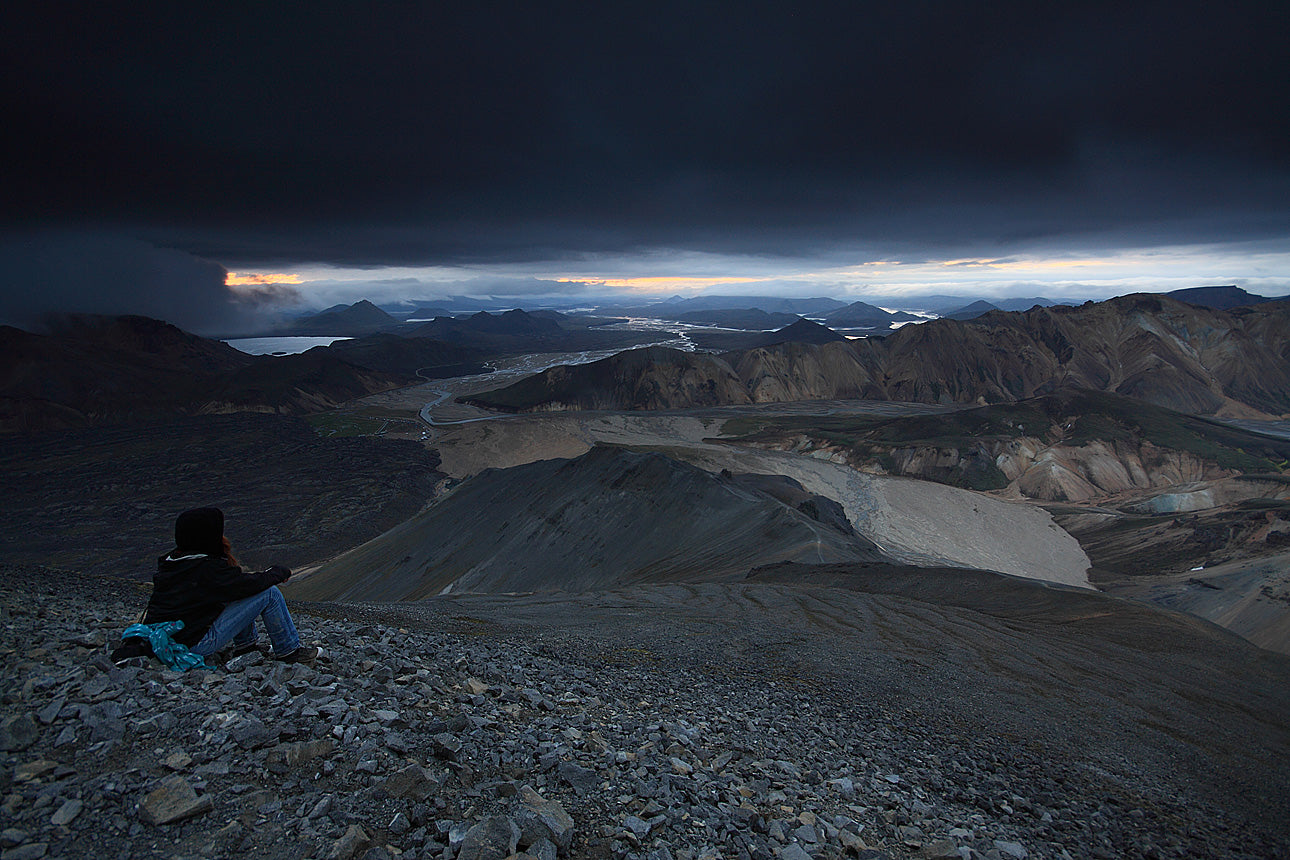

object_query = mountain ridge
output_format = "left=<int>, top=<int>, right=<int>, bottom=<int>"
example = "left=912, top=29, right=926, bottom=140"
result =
left=468, top=294, right=1290, bottom=418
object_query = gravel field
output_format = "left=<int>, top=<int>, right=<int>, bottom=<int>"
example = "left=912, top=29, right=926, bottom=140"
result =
left=3, top=564, right=1288, bottom=860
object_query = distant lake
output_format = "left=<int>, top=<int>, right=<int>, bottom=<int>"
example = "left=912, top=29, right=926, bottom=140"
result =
left=224, top=336, right=352, bottom=355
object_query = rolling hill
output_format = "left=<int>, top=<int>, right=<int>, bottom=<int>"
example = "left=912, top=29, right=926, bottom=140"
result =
left=0, top=315, right=412, bottom=432
left=288, top=446, right=888, bottom=601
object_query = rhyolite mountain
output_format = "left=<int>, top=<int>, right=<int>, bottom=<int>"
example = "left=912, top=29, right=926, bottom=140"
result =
left=0, top=315, right=413, bottom=432
left=729, top=341, right=878, bottom=402
left=462, top=346, right=753, bottom=411
left=875, top=294, right=1290, bottom=416
left=469, top=294, right=1290, bottom=418
left=721, top=388, right=1290, bottom=499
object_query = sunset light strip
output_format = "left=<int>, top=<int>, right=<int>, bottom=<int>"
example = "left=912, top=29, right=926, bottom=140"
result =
left=225, top=272, right=304, bottom=286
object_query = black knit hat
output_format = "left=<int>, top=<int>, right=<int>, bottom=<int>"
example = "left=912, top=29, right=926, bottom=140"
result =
left=174, top=507, right=224, bottom=556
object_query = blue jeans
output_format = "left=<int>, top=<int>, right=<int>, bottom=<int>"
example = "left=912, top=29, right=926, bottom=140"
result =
left=191, top=586, right=301, bottom=658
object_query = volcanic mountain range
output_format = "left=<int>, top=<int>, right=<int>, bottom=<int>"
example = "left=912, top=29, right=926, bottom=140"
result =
left=7, top=286, right=1290, bottom=846
left=0, top=310, right=657, bottom=432
left=466, top=293, right=1290, bottom=419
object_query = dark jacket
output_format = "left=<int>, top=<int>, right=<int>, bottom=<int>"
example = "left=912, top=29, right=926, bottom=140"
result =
left=141, top=552, right=290, bottom=647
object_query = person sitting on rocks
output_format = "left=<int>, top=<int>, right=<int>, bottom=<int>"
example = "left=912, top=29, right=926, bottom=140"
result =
left=116, top=507, right=321, bottom=665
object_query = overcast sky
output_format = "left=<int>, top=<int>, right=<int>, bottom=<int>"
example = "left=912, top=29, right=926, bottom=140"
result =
left=2, top=3, right=1288, bottom=331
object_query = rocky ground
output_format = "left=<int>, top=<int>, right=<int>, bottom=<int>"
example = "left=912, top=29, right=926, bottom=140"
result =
left=3, top=564, right=1289, bottom=860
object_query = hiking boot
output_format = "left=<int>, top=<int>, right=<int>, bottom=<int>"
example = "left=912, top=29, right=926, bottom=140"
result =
left=276, top=645, right=322, bottom=664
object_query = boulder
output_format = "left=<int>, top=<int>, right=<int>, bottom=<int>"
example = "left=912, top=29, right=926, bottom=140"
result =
left=0, top=715, right=39, bottom=752
left=325, top=825, right=371, bottom=860
left=513, top=785, right=575, bottom=854
left=457, top=816, right=521, bottom=860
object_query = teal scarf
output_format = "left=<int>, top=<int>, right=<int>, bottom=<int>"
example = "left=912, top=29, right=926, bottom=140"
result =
left=121, top=620, right=209, bottom=671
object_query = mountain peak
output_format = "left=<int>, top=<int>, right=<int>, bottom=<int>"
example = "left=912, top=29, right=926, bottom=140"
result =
left=761, top=318, right=845, bottom=345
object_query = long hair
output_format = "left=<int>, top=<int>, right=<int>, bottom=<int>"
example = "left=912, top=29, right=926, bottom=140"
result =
left=221, top=535, right=239, bottom=567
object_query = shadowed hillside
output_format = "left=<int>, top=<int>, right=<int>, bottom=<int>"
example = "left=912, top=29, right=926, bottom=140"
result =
left=288, top=446, right=886, bottom=602
left=319, top=333, right=492, bottom=377
left=462, top=346, right=753, bottom=411
left=0, top=413, right=443, bottom=576
left=0, top=315, right=414, bottom=431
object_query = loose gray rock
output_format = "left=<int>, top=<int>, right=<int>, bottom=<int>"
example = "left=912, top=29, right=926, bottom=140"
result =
left=49, top=799, right=82, bottom=827
left=139, top=775, right=213, bottom=825
left=0, top=715, right=39, bottom=752
left=513, top=785, right=575, bottom=854
left=0, top=831, right=28, bottom=849
left=231, top=717, right=277, bottom=750
left=266, top=738, right=335, bottom=773
left=326, top=825, right=372, bottom=860
left=431, top=732, right=462, bottom=761
left=526, top=838, right=560, bottom=860
left=780, top=844, right=813, bottom=860
left=457, top=816, right=521, bottom=860
left=382, top=764, right=438, bottom=800
left=994, top=840, right=1029, bottom=859
left=35, top=698, right=65, bottom=727
left=918, top=839, right=960, bottom=859
left=203, top=821, right=248, bottom=856
left=623, top=815, right=651, bottom=839
left=224, top=651, right=266, bottom=672
left=2, top=562, right=1287, bottom=860
left=557, top=761, right=599, bottom=794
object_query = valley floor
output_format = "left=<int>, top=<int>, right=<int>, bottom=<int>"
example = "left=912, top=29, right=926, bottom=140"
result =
left=395, top=387, right=1290, bottom=653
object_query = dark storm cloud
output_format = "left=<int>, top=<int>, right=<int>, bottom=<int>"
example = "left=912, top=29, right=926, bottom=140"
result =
left=0, top=232, right=287, bottom=334
left=1, top=1, right=1287, bottom=267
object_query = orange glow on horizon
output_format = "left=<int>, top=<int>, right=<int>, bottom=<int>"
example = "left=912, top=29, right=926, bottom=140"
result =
left=225, top=272, right=304, bottom=286
left=555, top=275, right=765, bottom=293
